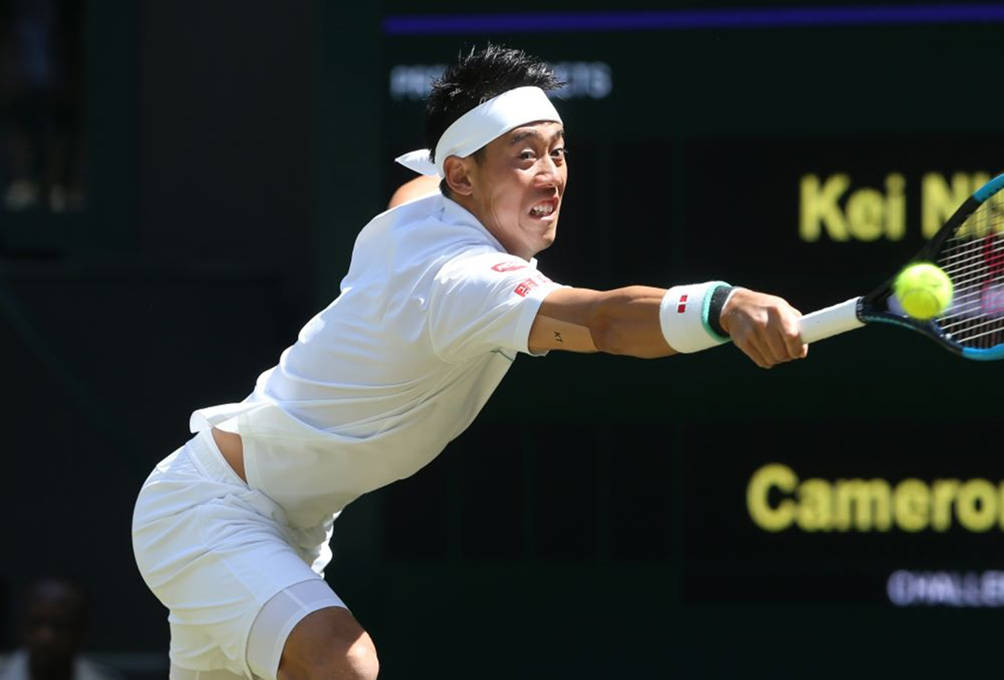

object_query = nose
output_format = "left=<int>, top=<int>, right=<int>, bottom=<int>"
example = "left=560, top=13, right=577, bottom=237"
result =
left=535, top=155, right=560, bottom=189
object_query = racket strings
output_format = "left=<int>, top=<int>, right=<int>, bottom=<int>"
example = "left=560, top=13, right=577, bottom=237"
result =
left=936, top=191, right=1004, bottom=349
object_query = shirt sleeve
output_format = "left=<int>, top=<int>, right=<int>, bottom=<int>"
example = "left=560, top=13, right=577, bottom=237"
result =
left=427, top=250, right=563, bottom=363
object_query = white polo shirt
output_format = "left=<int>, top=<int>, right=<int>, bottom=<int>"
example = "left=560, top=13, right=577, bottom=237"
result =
left=190, top=194, right=561, bottom=529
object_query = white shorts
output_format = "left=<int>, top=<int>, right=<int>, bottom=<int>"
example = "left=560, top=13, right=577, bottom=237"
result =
left=132, top=430, right=345, bottom=679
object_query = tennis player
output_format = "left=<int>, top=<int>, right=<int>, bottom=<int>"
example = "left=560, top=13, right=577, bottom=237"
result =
left=132, top=45, right=807, bottom=680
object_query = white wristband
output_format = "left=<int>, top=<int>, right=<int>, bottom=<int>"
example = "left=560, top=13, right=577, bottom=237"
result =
left=659, top=281, right=732, bottom=353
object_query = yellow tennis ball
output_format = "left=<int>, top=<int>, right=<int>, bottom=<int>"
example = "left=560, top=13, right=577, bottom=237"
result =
left=893, top=262, right=953, bottom=320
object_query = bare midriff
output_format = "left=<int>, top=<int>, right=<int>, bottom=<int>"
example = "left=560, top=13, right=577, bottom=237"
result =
left=212, top=427, right=247, bottom=483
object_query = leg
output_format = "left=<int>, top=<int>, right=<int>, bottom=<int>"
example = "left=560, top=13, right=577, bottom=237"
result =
left=247, top=580, right=374, bottom=680
left=277, top=607, right=379, bottom=680
left=134, top=433, right=349, bottom=679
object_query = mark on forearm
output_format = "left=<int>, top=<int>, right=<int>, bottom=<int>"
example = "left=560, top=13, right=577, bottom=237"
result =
left=553, top=331, right=563, bottom=343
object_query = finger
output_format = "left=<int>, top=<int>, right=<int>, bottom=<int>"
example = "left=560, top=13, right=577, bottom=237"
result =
left=762, top=324, right=791, bottom=364
left=738, top=338, right=771, bottom=369
left=732, top=312, right=781, bottom=368
left=755, top=307, right=793, bottom=363
left=779, top=314, right=808, bottom=359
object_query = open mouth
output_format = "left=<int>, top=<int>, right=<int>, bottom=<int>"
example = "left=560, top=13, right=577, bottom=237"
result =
left=529, top=198, right=559, bottom=219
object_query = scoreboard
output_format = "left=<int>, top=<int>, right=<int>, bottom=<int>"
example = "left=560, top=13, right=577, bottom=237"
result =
left=374, top=0, right=1004, bottom=636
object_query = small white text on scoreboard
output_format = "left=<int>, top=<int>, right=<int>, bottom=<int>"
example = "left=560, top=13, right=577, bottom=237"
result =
left=888, top=570, right=1004, bottom=607
left=389, top=62, right=613, bottom=101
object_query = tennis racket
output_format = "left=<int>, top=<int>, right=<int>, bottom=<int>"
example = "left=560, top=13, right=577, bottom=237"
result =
left=798, top=171, right=1004, bottom=360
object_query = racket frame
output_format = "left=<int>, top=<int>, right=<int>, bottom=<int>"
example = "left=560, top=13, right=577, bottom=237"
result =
left=798, top=172, right=1004, bottom=358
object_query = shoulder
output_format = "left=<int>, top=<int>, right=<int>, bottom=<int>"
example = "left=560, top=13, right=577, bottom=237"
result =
left=349, top=193, right=445, bottom=258
left=388, top=175, right=441, bottom=209
left=366, top=195, right=505, bottom=268
left=362, top=192, right=444, bottom=233
left=435, top=250, right=531, bottom=284
left=432, top=251, right=558, bottom=307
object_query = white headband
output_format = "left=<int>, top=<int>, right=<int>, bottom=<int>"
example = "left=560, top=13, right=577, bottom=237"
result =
left=395, top=86, right=563, bottom=177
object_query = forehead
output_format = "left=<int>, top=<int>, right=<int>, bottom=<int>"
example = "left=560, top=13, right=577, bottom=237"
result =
left=488, top=121, right=564, bottom=150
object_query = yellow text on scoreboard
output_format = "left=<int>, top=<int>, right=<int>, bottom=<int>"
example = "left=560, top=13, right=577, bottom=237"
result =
left=747, top=463, right=1004, bottom=533
left=799, top=172, right=992, bottom=242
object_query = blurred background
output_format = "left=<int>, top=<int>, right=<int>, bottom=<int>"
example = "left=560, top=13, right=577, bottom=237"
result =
left=2, top=1, right=1004, bottom=677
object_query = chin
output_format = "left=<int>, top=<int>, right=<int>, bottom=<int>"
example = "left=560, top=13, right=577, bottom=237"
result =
left=536, top=231, right=557, bottom=253
left=544, top=222, right=558, bottom=245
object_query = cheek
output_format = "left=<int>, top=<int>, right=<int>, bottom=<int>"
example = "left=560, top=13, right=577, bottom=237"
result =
left=486, top=191, right=512, bottom=223
left=490, top=184, right=522, bottom=219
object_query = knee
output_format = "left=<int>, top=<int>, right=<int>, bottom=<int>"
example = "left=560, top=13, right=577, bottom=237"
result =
left=342, top=635, right=379, bottom=680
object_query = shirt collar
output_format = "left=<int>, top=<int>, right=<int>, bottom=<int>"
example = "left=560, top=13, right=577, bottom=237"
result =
left=440, top=196, right=506, bottom=253
left=439, top=196, right=540, bottom=267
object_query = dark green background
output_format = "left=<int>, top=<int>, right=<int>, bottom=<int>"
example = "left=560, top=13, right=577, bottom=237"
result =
left=2, top=2, right=1003, bottom=677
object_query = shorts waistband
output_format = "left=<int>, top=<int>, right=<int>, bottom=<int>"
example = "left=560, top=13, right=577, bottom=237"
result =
left=186, top=429, right=293, bottom=529
left=187, top=429, right=249, bottom=489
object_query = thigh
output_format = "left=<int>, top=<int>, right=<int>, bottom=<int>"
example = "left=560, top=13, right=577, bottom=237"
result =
left=133, top=437, right=336, bottom=677
left=151, top=509, right=330, bottom=677
left=247, top=580, right=347, bottom=680
left=277, top=603, right=377, bottom=680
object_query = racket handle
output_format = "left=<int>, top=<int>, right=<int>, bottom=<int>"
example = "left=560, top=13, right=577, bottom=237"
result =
left=798, top=297, right=865, bottom=343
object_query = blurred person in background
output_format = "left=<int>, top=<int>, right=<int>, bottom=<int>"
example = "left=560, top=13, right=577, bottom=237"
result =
left=0, top=0, right=85, bottom=213
left=0, top=578, right=121, bottom=680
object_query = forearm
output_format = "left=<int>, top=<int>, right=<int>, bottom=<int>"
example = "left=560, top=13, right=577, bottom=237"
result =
left=531, top=285, right=673, bottom=358
left=588, top=285, right=675, bottom=358
left=532, top=282, right=807, bottom=367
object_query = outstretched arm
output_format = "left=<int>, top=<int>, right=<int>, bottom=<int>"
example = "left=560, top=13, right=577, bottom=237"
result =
left=528, top=285, right=807, bottom=368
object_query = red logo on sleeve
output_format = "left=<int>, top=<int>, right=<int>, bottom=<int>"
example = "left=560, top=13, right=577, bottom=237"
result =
left=514, top=278, right=538, bottom=297
left=492, top=261, right=527, bottom=272
left=677, top=294, right=688, bottom=313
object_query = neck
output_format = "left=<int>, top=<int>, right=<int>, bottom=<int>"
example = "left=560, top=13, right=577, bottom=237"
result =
left=448, top=192, right=481, bottom=223
left=448, top=194, right=531, bottom=260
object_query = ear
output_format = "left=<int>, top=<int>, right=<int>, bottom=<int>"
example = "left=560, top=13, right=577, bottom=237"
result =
left=443, top=156, right=474, bottom=197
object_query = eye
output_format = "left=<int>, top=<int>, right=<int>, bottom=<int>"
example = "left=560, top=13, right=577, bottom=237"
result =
left=519, top=150, right=536, bottom=161
left=550, top=147, right=568, bottom=159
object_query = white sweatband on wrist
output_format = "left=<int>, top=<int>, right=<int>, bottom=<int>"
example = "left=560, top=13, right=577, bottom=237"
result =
left=659, top=281, right=732, bottom=353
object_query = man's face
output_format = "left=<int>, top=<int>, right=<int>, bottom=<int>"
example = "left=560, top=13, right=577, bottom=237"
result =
left=23, top=582, right=86, bottom=669
left=460, top=121, right=567, bottom=260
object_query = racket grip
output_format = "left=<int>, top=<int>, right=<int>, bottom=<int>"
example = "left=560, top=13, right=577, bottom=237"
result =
left=798, top=297, right=865, bottom=343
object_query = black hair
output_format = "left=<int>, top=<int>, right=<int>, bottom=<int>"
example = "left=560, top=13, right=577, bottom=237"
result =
left=425, top=44, right=564, bottom=167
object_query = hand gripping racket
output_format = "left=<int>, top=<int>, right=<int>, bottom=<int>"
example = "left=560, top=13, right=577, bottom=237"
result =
left=799, top=172, right=1004, bottom=360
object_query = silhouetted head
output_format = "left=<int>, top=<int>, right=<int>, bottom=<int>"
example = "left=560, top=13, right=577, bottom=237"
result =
left=21, top=578, right=89, bottom=672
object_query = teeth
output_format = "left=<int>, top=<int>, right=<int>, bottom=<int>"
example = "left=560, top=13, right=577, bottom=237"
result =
left=531, top=203, right=555, bottom=216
